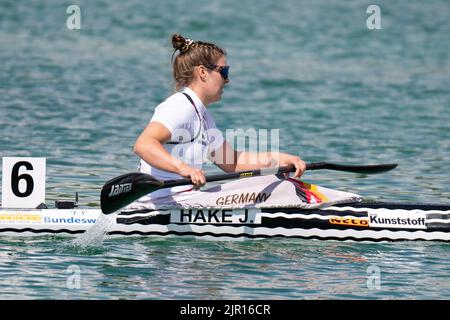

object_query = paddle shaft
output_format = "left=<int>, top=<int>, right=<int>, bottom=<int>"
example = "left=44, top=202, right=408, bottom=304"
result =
left=162, top=162, right=398, bottom=187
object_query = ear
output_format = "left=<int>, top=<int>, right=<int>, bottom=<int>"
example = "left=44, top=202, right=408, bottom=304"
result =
left=196, top=65, right=208, bottom=82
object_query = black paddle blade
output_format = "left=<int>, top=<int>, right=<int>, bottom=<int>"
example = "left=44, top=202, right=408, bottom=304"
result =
left=306, top=162, right=398, bottom=174
left=100, top=172, right=164, bottom=214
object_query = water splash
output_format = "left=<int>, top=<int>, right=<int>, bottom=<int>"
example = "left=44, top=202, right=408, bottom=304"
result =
left=69, top=212, right=118, bottom=248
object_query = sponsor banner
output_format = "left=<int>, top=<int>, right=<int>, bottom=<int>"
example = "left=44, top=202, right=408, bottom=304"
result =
left=0, top=213, right=42, bottom=224
left=368, top=210, right=426, bottom=229
left=42, top=210, right=99, bottom=225
left=170, top=208, right=262, bottom=225
left=329, top=217, right=369, bottom=227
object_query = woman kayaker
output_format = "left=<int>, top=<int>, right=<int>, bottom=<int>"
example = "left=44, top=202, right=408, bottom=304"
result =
left=133, top=34, right=306, bottom=189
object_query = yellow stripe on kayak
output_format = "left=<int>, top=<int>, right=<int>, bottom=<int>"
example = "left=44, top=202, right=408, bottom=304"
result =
left=302, top=181, right=330, bottom=202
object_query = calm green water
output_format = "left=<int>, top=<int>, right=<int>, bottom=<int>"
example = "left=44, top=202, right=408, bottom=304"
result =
left=0, top=0, right=449, bottom=300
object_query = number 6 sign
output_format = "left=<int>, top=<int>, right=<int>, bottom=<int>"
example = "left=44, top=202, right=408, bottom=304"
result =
left=2, top=157, right=46, bottom=208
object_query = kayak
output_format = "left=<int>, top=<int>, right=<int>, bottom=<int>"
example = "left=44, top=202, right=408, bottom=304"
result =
left=2, top=162, right=447, bottom=242
left=1, top=201, right=449, bottom=242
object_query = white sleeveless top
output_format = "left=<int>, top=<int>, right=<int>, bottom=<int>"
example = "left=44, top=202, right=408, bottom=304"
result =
left=138, top=87, right=224, bottom=181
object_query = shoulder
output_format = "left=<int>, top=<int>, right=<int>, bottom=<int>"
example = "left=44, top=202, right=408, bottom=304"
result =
left=155, top=92, right=193, bottom=114
left=150, top=92, right=198, bottom=133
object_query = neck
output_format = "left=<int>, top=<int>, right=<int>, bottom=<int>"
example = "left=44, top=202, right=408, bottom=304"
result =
left=187, top=84, right=209, bottom=107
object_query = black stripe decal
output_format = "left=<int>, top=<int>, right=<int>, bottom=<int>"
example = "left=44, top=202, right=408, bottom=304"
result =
left=117, top=214, right=169, bottom=225
left=261, top=208, right=369, bottom=217
left=334, top=202, right=450, bottom=211
left=106, top=230, right=450, bottom=243
left=118, top=209, right=158, bottom=216
left=117, top=213, right=447, bottom=232
left=1, top=226, right=448, bottom=242
left=426, top=214, right=450, bottom=220
left=426, top=223, right=450, bottom=231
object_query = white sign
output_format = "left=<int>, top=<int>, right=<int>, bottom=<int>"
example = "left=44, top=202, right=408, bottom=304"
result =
left=170, top=208, right=262, bottom=224
left=2, top=157, right=46, bottom=208
left=368, top=209, right=427, bottom=230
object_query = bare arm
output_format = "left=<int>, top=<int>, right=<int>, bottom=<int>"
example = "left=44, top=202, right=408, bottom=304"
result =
left=210, top=141, right=306, bottom=178
left=210, top=141, right=272, bottom=172
left=134, top=121, right=206, bottom=186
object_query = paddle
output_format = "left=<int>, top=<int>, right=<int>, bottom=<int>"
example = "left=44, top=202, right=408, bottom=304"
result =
left=100, top=162, right=397, bottom=214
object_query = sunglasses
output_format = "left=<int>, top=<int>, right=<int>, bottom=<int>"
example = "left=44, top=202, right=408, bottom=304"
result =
left=205, top=64, right=230, bottom=80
